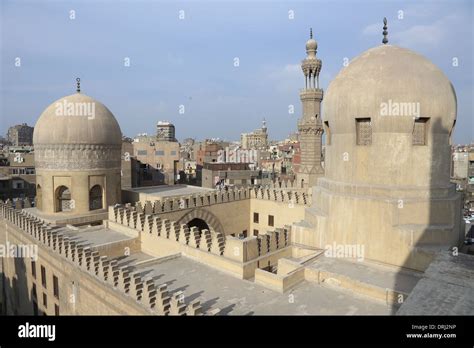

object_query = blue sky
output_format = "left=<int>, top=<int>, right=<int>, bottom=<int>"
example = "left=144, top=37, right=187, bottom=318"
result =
left=1, top=0, right=472, bottom=143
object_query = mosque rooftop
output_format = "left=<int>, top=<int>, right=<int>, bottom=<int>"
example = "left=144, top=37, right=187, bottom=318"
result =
left=19, top=208, right=393, bottom=315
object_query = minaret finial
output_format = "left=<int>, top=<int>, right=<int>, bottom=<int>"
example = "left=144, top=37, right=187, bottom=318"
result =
left=76, top=77, right=81, bottom=93
left=382, top=17, right=388, bottom=44
left=310, top=27, right=313, bottom=39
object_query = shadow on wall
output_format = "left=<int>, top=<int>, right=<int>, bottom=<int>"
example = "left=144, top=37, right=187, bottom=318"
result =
left=390, top=117, right=462, bottom=314
left=1, top=256, right=40, bottom=315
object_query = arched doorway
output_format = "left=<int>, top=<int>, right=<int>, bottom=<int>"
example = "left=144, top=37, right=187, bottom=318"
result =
left=36, top=184, right=42, bottom=210
left=177, top=208, right=225, bottom=234
left=55, top=186, right=72, bottom=212
left=89, top=185, right=103, bottom=210
left=187, top=218, right=210, bottom=232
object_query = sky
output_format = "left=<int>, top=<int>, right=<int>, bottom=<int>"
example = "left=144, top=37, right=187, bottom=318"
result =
left=1, top=0, right=473, bottom=144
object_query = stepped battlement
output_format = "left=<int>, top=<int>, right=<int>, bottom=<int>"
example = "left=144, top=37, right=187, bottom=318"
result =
left=251, top=187, right=311, bottom=205
left=109, top=205, right=291, bottom=264
left=0, top=200, right=207, bottom=316
left=129, top=185, right=310, bottom=217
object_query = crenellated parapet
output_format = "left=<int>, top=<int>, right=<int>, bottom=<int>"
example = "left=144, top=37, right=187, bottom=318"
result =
left=109, top=205, right=291, bottom=263
left=251, top=187, right=311, bottom=206
left=133, top=187, right=251, bottom=215
left=0, top=200, right=205, bottom=316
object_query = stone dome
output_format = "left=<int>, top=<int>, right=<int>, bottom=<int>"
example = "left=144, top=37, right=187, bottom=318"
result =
left=324, top=45, right=457, bottom=135
left=33, top=93, right=122, bottom=146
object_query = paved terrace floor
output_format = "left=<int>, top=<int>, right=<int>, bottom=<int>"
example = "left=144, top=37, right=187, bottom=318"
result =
left=397, top=250, right=474, bottom=315
left=27, top=218, right=393, bottom=315
left=52, top=224, right=135, bottom=248
left=123, top=185, right=214, bottom=199
left=307, top=256, right=422, bottom=295
left=128, top=255, right=392, bottom=315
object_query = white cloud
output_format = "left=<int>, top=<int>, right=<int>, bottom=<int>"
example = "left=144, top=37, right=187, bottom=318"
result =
left=391, top=14, right=462, bottom=48
left=362, top=23, right=380, bottom=36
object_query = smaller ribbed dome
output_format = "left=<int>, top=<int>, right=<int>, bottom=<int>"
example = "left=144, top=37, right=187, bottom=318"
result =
left=33, top=93, right=122, bottom=146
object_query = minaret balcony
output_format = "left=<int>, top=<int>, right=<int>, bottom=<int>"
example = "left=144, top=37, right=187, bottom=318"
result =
left=300, top=88, right=324, bottom=98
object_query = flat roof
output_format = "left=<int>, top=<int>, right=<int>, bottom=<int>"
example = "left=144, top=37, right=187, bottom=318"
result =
left=397, top=251, right=474, bottom=315
left=124, top=185, right=214, bottom=198
left=307, top=256, right=422, bottom=295
left=53, top=224, right=135, bottom=247
left=129, top=255, right=391, bottom=315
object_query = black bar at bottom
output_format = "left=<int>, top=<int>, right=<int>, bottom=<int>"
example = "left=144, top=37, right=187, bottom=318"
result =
left=0, top=315, right=472, bottom=346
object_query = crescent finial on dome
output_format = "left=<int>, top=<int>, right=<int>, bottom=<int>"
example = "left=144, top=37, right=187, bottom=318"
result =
left=382, top=17, right=388, bottom=44
left=310, top=27, right=313, bottom=39
left=76, top=77, right=81, bottom=93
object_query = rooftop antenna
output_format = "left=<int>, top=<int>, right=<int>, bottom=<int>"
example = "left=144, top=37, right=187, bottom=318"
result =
left=76, top=77, right=81, bottom=93
left=382, top=17, right=388, bottom=44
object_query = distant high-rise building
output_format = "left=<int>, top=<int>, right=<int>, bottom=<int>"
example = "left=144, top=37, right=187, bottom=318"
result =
left=7, top=123, right=34, bottom=146
left=156, top=121, right=176, bottom=142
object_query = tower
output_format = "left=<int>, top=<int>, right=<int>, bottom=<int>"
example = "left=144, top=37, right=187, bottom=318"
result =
left=297, top=28, right=324, bottom=188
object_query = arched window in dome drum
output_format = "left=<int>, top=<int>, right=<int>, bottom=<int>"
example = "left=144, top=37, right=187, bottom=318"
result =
left=89, top=185, right=103, bottom=210
left=55, top=186, right=72, bottom=212
left=36, top=184, right=42, bottom=210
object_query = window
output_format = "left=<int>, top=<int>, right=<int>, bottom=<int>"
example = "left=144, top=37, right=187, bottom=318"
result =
left=12, top=180, right=24, bottom=189
left=33, top=301, right=38, bottom=316
left=36, top=185, right=42, bottom=210
left=356, top=118, right=372, bottom=145
left=41, top=266, right=46, bottom=288
left=170, top=151, right=177, bottom=156
left=253, top=229, right=259, bottom=236
left=32, top=283, right=37, bottom=299
left=268, top=215, right=274, bottom=227
left=54, top=304, right=60, bottom=316
left=89, top=185, right=103, bottom=211
left=413, top=118, right=429, bottom=145
left=55, top=186, right=72, bottom=212
left=324, top=121, right=331, bottom=145
left=242, top=230, right=248, bottom=238
left=31, top=260, right=36, bottom=279
left=137, top=150, right=147, bottom=156
left=43, top=293, right=47, bottom=308
left=53, top=275, right=59, bottom=299
left=155, top=150, right=164, bottom=156
left=253, top=212, right=259, bottom=224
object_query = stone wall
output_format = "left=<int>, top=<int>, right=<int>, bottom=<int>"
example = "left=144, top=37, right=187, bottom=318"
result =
left=0, top=201, right=203, bottom=315
left=109, top=205, right=292, bottom=279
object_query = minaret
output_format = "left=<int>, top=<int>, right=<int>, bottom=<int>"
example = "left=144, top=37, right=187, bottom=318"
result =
left=297, top=28, right=324, bottom=188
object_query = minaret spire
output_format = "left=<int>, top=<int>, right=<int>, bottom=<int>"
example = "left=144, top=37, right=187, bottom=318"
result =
left=382, top=17, right=388, bottom=44
left=297, top=30, right=324, bottom=187
left=76, top=77, right=81, bottom=93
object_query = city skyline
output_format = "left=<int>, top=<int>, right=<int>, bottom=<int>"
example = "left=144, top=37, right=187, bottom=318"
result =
left=1, top=0, right=473, bottom=144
